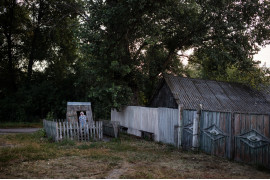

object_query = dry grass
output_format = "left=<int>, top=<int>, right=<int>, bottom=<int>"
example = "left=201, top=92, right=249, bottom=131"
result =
left=0, top=130, right=270, bottom=179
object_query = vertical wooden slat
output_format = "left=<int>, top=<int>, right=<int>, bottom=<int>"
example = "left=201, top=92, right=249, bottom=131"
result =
left=264, top=115, right=269, bottom=138
left=63, top=121, right=66, bottom=139
left=69, top=121, right=72, bottom=140
left=100, top=121, right=102, bottom=139
left=79, top=122, right=83, bottom=141
left=77, top=122, right=79, bottom=141
left=93, top=122, right=96, bottom=139
left=90, top=122, right=93, bottom=139
left=83, top=124, right=86, bottom=141
left=100, top=121, right=103, bottom=139
left=73, top=122, right=75, bottom=140
left=55, top=122, right=59, bottom=142
left=98, top=122, right=101, bottom=139
left=86, top=123, right=89, bottom=141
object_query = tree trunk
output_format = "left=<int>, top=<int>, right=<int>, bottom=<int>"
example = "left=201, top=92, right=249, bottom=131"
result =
left=5, top=0, right=17, bottom=92
left=27, top=0, right=43, bottom=82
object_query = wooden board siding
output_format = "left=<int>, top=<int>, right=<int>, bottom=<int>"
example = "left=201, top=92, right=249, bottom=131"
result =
left=43, top=119, right=103, bottom=141
left=111, top=106, right=178, bottom=144
left=158, top=108, right=179, bottom=144
left=111, top=106, right=159, bottom=141
left=181, top=110, right=196, bottom=149
left=111, top=106, right=270, bottom=169
left=200, top=111, right=231, bottom=158
left=233, top=113, right=270, bottom=168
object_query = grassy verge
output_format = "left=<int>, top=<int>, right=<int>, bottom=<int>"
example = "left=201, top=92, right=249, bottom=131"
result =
left=0, top=121, right=43, bottom=128
left=0, top=131, right=269, bottom=178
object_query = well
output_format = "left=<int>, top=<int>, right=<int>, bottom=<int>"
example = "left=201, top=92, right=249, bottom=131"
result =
left=66, top=102, right=93, bottom=122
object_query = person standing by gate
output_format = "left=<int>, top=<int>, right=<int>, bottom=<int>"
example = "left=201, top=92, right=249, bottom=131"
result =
left=79, top=111, right=87, bottom=128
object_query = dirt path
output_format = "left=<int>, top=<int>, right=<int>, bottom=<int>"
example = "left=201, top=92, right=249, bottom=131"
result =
left=0, top=128, right=40, bottom=134
left=105, top=161, right=134, bottom=179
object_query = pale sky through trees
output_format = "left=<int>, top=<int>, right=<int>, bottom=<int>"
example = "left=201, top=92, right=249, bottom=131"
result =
left=181, top=46, right=270, bottom=67
left=254, top=45, right=270, bottom=67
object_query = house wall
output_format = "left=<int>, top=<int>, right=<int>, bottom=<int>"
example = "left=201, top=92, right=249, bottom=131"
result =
left=149, top=82, right=178, bottom=109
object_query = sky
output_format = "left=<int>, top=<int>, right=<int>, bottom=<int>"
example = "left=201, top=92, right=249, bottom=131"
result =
left=254, top=45, right=270, bottom=67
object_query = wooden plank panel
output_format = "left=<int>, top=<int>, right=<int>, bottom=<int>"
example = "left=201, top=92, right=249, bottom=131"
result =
left=234, top=114, right=241, bottom=135
left=264, top=115, right=269, bottom=137
left=257, top=115, right=264, bottom=134
left=245, top=114, right=250, bottom=132
left=241, top=114, right=245, bottom=134
left=251, top=114, right=256, bottom=130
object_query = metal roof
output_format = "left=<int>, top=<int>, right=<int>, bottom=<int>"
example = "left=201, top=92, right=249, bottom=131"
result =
left=164, top=74, right=270, bottom=113
left=67, top=102, right=91, bottom=106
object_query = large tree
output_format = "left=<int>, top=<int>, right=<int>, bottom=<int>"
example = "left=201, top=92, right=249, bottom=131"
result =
left=0, top=0, right=81, bottom=122
left=79, top=0, right=270, bottom=118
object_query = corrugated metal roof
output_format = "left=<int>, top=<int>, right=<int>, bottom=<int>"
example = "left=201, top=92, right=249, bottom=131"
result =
left=164, top=74, right=270, bottom=113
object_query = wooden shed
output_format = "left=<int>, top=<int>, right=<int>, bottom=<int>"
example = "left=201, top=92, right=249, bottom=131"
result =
left=112, top=74, right=270, bottom=168
left=149, top=74, right=270, bottom=168
left=66, top=102, right=93, bottom=123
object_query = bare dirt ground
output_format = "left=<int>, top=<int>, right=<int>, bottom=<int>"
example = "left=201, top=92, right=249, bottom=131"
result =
left=0, top=131, right=270, bottom=178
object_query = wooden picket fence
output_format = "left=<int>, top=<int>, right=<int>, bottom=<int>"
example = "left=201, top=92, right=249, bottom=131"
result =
left=43, top=119, right=103, bottom=142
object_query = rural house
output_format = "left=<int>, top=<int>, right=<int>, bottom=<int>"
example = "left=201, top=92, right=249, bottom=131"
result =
left=112, top=74, right=270, bottom=168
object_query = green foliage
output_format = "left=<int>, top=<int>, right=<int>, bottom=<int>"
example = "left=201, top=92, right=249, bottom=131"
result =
left=0, top=0, right=81, bottom=122
left=1, top=0, right=270, bottom=122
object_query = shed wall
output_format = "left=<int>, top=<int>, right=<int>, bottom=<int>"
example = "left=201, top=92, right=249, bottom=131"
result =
left=149, top=82, right=178, bottom=109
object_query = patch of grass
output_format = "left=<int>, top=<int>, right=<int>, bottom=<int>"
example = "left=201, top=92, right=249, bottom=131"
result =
left=57, top=139, right=75, bottom=147
left=77, top=143, right=98, bottom=149
left=0, top=144, right=57, bottom=165
left=103, top=137, right=138, bottom=152
left=1, top=133, right=270, bottom=178
left=84, top=151, right=122, bottom=166
left=0, top=121, right=43, bottom=128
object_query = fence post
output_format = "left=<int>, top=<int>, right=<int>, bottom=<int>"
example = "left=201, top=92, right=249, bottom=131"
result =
left=177, top=104, right=184, bottom=148
left=192, top=104, right=202, bottom=151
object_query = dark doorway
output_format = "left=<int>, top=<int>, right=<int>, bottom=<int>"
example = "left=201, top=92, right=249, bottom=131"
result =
left=77, top=111, right=86, bottom=122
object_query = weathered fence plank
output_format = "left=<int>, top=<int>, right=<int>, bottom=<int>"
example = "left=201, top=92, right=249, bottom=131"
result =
left=43, top=119, right=103, bottom=142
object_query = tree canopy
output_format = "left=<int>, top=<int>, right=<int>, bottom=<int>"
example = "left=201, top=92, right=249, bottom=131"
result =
left=1, top=0, right=270, bottom=121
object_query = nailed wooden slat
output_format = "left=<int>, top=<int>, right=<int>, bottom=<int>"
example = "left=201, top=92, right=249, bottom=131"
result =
left=76, top=122, right=79, bottom=141
left=59, top=121, right=62, bottom=140
left=70, top=122, right=73, bottom=140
